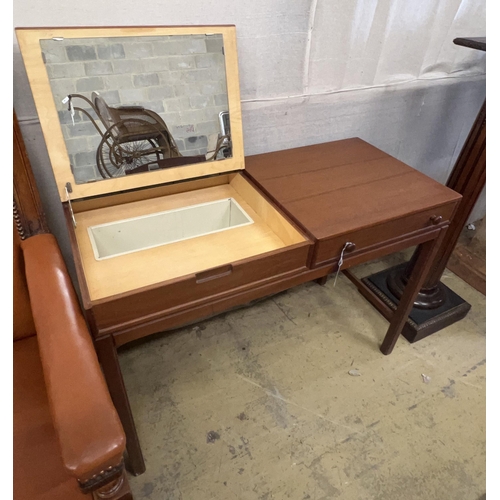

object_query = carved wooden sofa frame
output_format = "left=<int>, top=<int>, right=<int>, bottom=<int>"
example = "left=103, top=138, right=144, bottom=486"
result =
left=13, top=111, right=133, bottom=500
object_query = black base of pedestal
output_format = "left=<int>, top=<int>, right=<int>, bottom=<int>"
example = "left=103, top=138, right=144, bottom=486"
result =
left=361, top=263, right=471, bottom=343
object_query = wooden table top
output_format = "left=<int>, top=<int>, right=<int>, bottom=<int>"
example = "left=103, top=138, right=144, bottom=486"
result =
left=245, top=138, right=462, bottom=242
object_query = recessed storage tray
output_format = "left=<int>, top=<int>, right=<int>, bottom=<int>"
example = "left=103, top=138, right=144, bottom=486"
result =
left=88, top=198, right=253, bottom=260
left=71, top=173, right=312, bottom=305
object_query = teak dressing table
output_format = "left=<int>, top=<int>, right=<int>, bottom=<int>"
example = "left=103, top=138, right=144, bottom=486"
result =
left=17, top=25, right=461, bottom=476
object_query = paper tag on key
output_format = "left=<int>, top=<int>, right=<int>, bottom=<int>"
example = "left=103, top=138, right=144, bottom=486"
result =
left=333, top=241, right=354, bottom=287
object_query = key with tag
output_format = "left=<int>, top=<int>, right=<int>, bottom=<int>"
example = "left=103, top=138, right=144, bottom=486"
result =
left=333, top=242, right=355, bottom=287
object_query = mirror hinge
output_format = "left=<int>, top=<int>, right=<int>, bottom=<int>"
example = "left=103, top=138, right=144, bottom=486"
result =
left=65, top=182, right=77, bottom=228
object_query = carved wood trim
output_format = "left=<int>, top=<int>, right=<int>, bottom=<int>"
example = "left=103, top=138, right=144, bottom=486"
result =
left=13, top=110, right=49, bottom=238
left=13, top=200, right=26, bottom=240
left=425, top=100, right=486, bottom=286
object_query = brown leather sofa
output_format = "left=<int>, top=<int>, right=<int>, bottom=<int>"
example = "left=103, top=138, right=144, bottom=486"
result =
left=13, top=112, right=133, bottom=500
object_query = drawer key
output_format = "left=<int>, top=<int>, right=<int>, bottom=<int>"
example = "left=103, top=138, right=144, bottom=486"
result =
left=333, top=242, right=355, bottom=286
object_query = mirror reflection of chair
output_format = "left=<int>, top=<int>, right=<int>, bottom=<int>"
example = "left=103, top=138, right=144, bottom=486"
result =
left=65, top=93, right=230, bottom=178
left=92, top=92, right=182, bottom=177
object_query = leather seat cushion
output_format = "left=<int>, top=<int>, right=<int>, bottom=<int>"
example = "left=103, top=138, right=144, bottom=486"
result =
left=14, top=336, right=88, bottom=500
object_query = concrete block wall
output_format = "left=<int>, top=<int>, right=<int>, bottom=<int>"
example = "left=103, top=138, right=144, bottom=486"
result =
left=40, top=34, right=229, bottom=183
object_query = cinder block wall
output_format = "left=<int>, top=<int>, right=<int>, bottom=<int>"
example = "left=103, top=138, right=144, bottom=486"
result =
left=41, top=34, right=229, bottom=183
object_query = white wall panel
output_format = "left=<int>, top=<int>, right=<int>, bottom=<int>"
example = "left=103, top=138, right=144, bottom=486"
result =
left=307, top=0, right=485, bottom=93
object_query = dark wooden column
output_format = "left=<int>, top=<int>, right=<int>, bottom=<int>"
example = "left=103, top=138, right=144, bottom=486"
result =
left=347, top=37, right=486, bottom=343
left=13, top=110, right=50, bottom=238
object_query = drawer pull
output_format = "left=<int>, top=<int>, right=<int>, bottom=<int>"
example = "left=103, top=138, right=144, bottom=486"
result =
left=195, top=264, right=233, bottom=284
left=430, top=215, right=443, bottom=225
left=344, top=242, right=356, bottom=252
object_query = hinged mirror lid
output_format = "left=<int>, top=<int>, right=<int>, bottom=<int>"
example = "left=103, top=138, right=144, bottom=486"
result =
left=16, top=25, right=244, bottom=202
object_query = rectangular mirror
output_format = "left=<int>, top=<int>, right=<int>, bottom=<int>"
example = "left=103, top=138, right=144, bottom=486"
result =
left=16, top=26, right=244, bottom=201
left=40, top=34, right=231, bottom=183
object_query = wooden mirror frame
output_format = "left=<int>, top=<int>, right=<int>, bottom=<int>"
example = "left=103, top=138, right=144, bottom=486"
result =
left=16, top=25, right=244, bottom=202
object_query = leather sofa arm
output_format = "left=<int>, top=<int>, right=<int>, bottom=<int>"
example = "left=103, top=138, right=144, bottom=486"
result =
left=21, top=234, right=126, bottom=484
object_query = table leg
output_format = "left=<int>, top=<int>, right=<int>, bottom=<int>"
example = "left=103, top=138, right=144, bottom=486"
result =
left=94, top=335, right=146, bottom=476
left=380, top=227, right=448, bottom=355
left=316, top=275, right=328, bottom=286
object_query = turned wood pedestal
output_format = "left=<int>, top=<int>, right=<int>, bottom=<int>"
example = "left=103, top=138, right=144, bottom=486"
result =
left=345, top=37, right=486, bottom=343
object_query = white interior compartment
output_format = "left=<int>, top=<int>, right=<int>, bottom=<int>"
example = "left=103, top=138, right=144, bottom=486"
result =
left=88, top=197, right=253, bottom=260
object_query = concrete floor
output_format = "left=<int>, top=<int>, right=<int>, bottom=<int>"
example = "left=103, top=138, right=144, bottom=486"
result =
left=119, top=251, right=486, bottom=500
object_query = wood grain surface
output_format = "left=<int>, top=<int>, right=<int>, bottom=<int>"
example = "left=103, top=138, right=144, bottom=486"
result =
left=246, top=138, right=462, bottom=266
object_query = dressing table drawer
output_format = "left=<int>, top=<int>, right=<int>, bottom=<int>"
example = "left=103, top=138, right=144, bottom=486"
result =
left=313, top=202, right=458, bottom=267
left=66, top=172, right=312, bottom=339
left=245, top=139, right=461, bottom=280
left=89, top=241, right=311, bottom=336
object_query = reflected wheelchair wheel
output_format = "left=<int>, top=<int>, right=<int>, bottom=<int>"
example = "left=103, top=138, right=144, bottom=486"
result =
left=95, top=119, right=171, bottom=178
